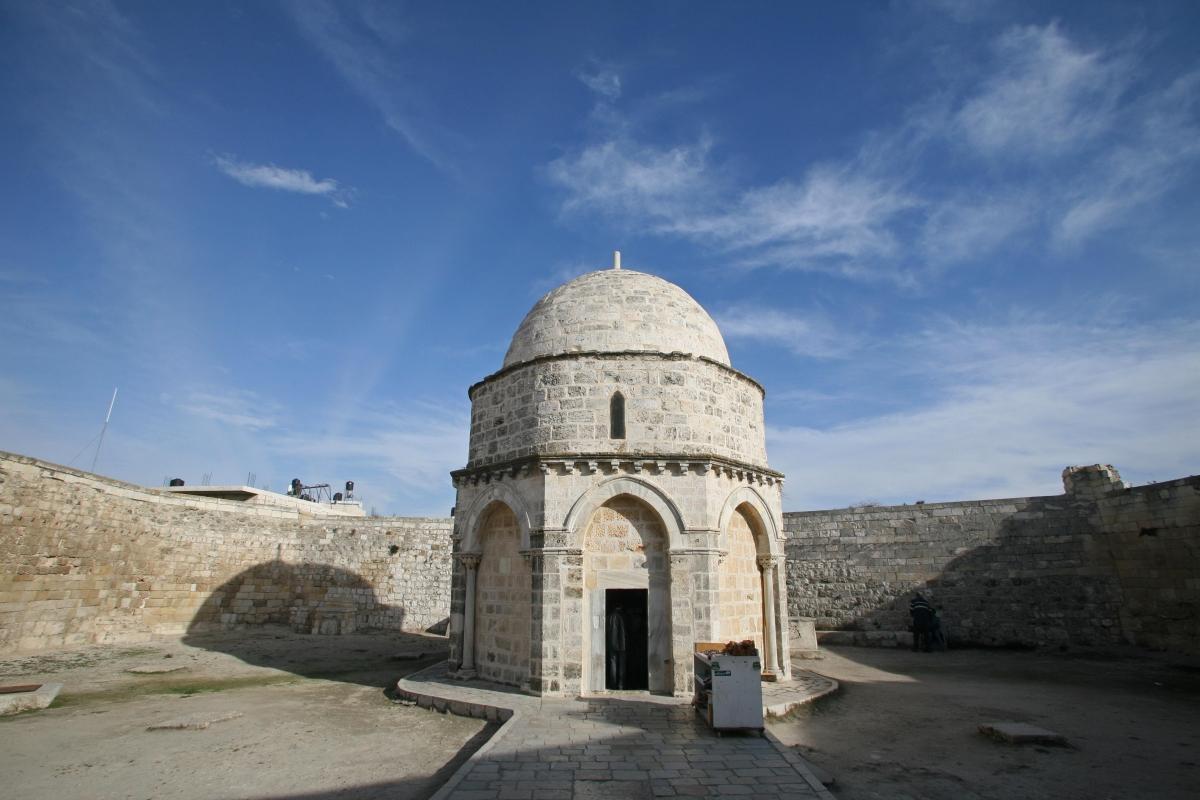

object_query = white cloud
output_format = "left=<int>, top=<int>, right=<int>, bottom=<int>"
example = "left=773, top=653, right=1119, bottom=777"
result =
left=548, top=136, right=717, bottom=224
left=1056, top=70, right=1200, bottom=245
left=717, top=307, right=858, bottom=359
left=955, top=22, right=1129, bottom=158
left=178, top=389, right=279, bottom=432
left=213, top=154, right=350, bottom=205
left=271, top=401, right=468, bottom=508
left=577, top=66, right=622, bottom=100
left=285, top=0, right=456, bottom=171
left=549, top=22, right=1198, bottom=277
left=548, top=138, right=916, bottom=280
left=771, top=317, right=1200, bottom=509
left=920, top=190, right=1034, bottom=265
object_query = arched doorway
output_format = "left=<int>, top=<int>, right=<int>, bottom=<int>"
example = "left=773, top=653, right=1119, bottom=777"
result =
left=582, top=495, right=673, bottom=694
left=718, top=503, right=767, bottom=654
left=473, top=502, right=531, bottom=687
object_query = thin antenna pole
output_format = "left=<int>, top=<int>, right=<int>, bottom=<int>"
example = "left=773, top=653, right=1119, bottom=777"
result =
left=90, top=387, right=118, bottom=473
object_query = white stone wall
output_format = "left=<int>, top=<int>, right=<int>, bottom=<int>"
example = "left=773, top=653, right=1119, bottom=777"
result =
left=450, top=453, right=791, bottom=695
left=581, top=496, right=673, bottom=694
left=466, top=354, right=768, bottom=470
left=0, top=452, right=452, bottom=653
left=717, top=507, right=763, bottom=649
left=474, top=504, right=531, bottom=687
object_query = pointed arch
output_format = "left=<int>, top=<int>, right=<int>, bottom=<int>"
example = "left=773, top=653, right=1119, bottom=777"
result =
left=716, top=485, right=781, bottom=556
left=459, top=483, right=533, bottom=553
left=563, top=476, right=685, bottom=551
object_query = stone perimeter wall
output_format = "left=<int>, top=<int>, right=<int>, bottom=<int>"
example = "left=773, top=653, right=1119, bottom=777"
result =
left=0, top=452, right=452, bottom=653
left=784, top=466, right=1200, bottom=654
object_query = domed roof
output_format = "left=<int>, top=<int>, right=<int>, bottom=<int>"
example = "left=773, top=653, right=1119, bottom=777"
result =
left=503, top=268, right=730, bottom=368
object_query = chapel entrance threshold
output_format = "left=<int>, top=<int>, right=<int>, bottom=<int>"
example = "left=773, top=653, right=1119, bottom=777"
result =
left=605, top=588, right=648, bottom=691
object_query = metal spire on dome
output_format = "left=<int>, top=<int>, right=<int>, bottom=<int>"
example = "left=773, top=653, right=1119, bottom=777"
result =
left=613, top=250, right=621, bottom=270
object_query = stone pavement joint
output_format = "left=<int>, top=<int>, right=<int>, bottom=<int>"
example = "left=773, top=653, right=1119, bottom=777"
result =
left=398, top=660, right=837, bottom=800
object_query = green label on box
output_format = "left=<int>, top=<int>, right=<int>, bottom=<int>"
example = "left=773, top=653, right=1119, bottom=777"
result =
left=713, top=670, right=731, bottom=677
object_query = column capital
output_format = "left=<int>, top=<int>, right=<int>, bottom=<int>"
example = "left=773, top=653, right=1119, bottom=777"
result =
left=457, top=552, right=482, bottom=569
left=756, top=554, right=779, bottom=571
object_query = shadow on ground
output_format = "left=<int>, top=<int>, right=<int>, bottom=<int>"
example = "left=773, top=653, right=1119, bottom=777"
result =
left=182, top=561, right=449, bottom=690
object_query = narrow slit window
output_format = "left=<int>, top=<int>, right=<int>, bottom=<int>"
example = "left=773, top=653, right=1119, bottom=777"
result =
left=610, top=392, right=626, bottom=439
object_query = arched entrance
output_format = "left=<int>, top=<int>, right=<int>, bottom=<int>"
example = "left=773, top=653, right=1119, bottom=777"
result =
left=473, top=502, right=531, bottom=687
left=718, top=503, right=766, bottom=650
left=581, top=495, right=674, bottom=694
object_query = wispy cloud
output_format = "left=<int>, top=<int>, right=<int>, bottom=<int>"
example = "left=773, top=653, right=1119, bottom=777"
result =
left=271, top=400, right=468, bottom=512
left=716, top=307, right=858, bottom=359
left=548, top=22, right=1200, bottom=279
left=548, top=137, right=918, bottom=281
left=577, top=64, right=622, bottom=100
left=213, top=154, right=352, bottom=206
left=178, top=389, right=280, bottom=431
left=955, top=22, right=1131, bottom=158
left=285, top=0, right=457, bottom=171
left=771, top=316, right=1200, bottom=508
left=1055, top=69, right=1200, bottom=245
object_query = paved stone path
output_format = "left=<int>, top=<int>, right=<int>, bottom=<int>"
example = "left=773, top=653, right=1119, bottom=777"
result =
left=397, top=663, right=836, bottom=800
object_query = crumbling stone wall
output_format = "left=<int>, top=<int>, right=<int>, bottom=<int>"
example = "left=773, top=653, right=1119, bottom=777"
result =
left=0, top=452, right=452, bottom=652
left=784, top=466, right=1199, bottom=654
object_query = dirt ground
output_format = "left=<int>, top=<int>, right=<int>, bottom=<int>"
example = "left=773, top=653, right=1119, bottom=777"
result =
left=771, top=645, right=1200, bottom=800
left=0, top=627, right=490, bottom=800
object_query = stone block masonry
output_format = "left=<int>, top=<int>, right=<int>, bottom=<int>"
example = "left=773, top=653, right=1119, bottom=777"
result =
left=0, top=451, right=452, bottom=653
left=784, top=466, right=1200, bottom=655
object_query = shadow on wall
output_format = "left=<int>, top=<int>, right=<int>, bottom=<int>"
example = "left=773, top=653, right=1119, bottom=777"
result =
left=186, top=559, right=404, bottom=636
left=790, top=476, right=1200, bottom=654
left=181, top=560, right=449, bottom=687
left=837, top=496, right=1124, bottom=650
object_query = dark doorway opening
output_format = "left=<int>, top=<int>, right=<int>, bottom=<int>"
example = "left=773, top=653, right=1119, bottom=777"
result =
left=605, top=588, right=648, bottom=690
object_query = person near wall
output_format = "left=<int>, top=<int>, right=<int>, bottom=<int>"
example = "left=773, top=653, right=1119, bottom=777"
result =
left=910, top=593, right=935, bottom=652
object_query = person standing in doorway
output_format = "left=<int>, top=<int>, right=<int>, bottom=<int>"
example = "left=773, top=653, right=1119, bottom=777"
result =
left=606, top=602, right=628, bottom=689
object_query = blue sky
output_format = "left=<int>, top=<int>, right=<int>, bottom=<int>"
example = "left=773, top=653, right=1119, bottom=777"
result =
left=1, top=1, right=1198, bottom=515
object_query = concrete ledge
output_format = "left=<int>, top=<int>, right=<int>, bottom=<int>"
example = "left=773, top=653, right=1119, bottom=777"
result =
left=0, top=683, right=61, bottom=715
left=763, top=668, right=840, bottom=718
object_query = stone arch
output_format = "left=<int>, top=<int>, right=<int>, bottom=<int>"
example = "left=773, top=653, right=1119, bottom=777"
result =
left=460, top=483, right=533, bottom=553
left=473, top=502, right=532, bottom=687
left=563, top=476, right=686, bottom=551
left=579, top=493, right=675, bottom=694
left=716, top=485, right=781, bottom=557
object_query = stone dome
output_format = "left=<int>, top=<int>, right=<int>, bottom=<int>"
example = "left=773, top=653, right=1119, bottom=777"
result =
left=502, top=269, right=731, bottom=368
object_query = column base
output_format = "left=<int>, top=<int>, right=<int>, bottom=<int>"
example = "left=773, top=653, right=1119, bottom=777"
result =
left=450, top=669, right=477, bottom=681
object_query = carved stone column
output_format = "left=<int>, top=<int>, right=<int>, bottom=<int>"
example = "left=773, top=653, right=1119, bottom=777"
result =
left=457, top=553, right=481, bottom=678
left=758, top=555, right=779, bottom=675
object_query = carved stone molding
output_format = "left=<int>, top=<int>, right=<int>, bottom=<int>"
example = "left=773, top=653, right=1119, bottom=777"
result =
left=453, top=454, right=783, bottom=489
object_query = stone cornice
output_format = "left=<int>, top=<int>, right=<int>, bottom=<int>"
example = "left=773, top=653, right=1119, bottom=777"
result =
left=467, top=350, right=765, bottom=398
left=451, top=453, right=784, bottom=487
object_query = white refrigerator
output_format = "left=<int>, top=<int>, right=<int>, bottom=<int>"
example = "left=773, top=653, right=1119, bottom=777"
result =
left=694, top=652, right=764, bottom=731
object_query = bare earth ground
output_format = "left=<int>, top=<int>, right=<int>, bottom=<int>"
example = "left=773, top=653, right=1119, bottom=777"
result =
left=771, top=645, right=1200, bottom=800
left=0, top=627, right=490, bottom=800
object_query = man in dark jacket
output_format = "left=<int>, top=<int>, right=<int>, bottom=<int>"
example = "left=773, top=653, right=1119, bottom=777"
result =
left=909, top=593, right=934, bottom=652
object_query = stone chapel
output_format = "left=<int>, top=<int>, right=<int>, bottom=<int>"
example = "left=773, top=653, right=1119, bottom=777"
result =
left=447, top=257, right=790, bottom=697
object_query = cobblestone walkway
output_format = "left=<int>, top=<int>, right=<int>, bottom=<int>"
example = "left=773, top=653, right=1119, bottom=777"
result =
left=398, top=663, right=836, bottom=800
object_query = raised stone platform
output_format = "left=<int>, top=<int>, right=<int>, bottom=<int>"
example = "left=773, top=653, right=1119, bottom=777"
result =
left=396, top=659, right=838, bottom=799
left=0, top=682, right=61, bottom=716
